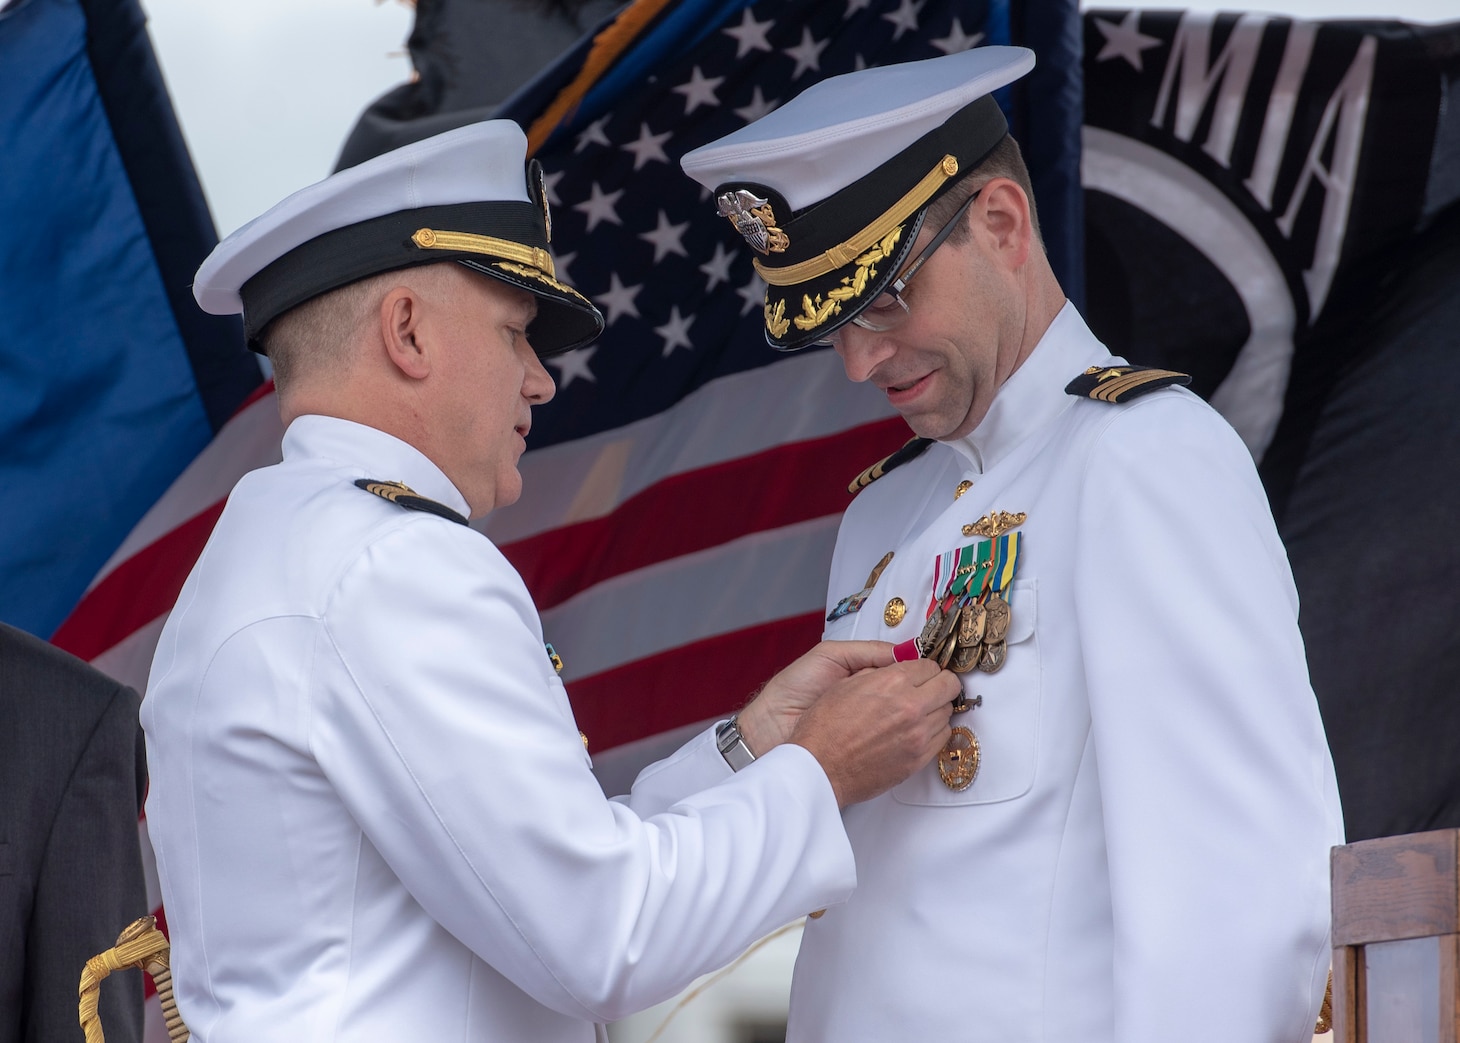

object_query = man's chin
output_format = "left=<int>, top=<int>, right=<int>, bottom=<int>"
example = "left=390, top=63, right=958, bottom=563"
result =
left=899, top=411, right=955, bottom=442
left=492, top=470, right=524, bottom=512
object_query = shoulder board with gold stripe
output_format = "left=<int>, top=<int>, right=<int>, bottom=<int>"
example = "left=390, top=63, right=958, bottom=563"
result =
left=848, top=437, right=935, bottom=495
left=354, top=479, right=469, bottom=526
left=1064, top=365, right=1192, bottom=404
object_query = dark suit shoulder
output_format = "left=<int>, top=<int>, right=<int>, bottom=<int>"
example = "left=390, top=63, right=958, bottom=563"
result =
left=0, top=624, right=139, bottom=731
left=0, top=624, right=143, bottom=820
left=0, top=626, right=147, bottom=1043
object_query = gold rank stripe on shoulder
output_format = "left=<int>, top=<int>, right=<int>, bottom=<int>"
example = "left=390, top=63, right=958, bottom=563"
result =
left=848, top=436, right=935, bottom=494
left=353, top=479, right=470, bottom=526
left=1063, top=365, right=1192, bottom=404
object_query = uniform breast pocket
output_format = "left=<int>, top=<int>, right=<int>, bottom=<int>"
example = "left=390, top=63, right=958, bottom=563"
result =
left=893, top=578, right=1041, bottom=806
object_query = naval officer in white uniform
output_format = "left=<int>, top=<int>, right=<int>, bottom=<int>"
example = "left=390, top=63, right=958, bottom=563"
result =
left=682, top=47, right=1344, bottom=1042
left=141, top=119, right=962, bottom=1042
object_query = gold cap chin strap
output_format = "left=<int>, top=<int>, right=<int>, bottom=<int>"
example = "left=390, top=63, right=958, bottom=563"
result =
left=753, top=154, right=960, bottom=287
left=412, top=228, right=556, bottom=277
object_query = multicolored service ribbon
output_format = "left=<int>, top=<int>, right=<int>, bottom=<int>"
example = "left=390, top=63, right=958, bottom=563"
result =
left=987, top=531, right=1021, bottom=598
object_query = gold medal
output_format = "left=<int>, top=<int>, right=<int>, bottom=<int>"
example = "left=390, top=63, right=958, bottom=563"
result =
left=949, top=639, right=983, bottom=674
left=958, top=601, right=986, bottom=645
left=922, top=601, right=960, bottom=656
left=917, top=605, right=946, bottom=653
left=937, top=726, right=980, bottom=790
left=935, top=602, right=961, bottom=644
left=935, top=628, right=959, bottom=669
left=977, top=640, right=1007, bottom=673
left=983, top=592, right=1011, bottom=644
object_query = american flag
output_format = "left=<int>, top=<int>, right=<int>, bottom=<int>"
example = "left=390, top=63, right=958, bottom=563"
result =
left=489, top=0, right=1016, bottom=778
left=47, top=0, right=1043, bottom=1035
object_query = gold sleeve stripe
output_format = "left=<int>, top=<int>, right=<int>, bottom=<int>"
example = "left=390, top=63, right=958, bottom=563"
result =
left=847, top=457, right=888, bottom=494
left=412, top=228, right=556, bottom=278
left=847, top=436, right=934, bottom=493
left=753, top=155, right=960, bottom=287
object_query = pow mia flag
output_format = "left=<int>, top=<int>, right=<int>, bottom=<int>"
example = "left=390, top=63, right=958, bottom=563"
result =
left=1083, top=11, right=1460, bottom=841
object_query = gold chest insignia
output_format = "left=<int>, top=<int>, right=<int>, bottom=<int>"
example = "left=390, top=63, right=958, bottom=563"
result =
left=962, top=510, right=1028, bottom=539
left=716, top=189, right=790, bottom=255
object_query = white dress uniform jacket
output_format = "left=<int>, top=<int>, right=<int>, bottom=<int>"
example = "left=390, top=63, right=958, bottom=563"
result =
left=141, top=415, right=855, bottom=1042
left=788, top=304, right=1344, bottom=1042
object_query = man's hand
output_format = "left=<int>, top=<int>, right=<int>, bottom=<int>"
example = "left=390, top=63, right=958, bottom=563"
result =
left=735, top=641, right=896, bottom=755
left=788, top=658, right=960, bottom=808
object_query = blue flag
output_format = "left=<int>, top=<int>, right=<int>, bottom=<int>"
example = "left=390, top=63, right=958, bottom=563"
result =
left=0, top=0, right=262, bottom=639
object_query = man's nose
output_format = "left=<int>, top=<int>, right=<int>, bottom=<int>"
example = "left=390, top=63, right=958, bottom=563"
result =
left=833, top=325, right=897, bottom=384
left=524, top=346, right=557, bottom=405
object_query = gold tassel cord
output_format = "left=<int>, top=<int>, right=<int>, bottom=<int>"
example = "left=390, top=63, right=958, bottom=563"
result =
left=1314, top=970, right=1333, bottom=1034
left=525, top=0, right=677, bottom=155
left=79, top=916, right=190, bottom=1043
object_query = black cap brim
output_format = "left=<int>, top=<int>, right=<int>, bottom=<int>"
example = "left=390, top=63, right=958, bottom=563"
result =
left=240, top=200, right=602, bottom=357
left=720, top=97, right=1008, bottom=351
left=457, top=258, right=604, bottom=357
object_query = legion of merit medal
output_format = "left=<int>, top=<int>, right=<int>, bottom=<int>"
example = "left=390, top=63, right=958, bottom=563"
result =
left=915, top=511, right=1026, bottom=790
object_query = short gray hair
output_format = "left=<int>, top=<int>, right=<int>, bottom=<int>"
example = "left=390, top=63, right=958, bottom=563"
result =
left=923, top=133, right=1043, bottom=248
left=260, top=267, right=449, bottom=393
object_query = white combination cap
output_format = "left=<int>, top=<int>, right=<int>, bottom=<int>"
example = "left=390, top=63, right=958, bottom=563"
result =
left=193, top=119, right=602, bottom=356
left=681, top=46, right=1034, bottom=351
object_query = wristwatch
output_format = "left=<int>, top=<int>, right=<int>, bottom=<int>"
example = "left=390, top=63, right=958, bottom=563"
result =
left=715, top=714, right=757, bottom=772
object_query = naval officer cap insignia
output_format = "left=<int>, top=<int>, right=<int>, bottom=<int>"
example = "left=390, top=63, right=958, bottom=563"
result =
left=193, top=120, right=603, bottom=357
left=681, top=46, right=1034, bottom=352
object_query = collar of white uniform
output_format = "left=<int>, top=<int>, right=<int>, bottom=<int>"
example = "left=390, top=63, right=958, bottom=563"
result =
left=945, top=301, right=1115, bottom=473
left=283, top=414, right=474, bottom=521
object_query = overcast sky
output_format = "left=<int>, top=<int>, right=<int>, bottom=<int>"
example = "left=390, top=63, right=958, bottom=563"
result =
left=137, top=0, right=1456, bottom=238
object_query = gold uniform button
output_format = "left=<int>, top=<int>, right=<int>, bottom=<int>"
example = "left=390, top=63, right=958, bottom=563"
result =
left=883, top=597, right=907, bottom=627
left=954, top=479, right=973, bottom=499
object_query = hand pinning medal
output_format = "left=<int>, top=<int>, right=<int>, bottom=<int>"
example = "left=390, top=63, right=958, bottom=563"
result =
left=912, top=511, right=1026, bottom=791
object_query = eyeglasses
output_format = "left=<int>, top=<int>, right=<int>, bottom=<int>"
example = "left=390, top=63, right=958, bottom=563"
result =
left=811, top=188, right=982, bottom=348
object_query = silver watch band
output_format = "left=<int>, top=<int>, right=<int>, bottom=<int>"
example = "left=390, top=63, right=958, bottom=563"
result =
left=715, top=714, right=757, bottom=772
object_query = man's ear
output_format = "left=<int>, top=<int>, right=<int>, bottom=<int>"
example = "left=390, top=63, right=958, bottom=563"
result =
left=973, top=178, right=1032, bottom=272
left=380, top=286, right=431, bottom=380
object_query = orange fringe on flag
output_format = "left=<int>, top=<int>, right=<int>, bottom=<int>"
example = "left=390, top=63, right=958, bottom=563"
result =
left=525, top=0, right=677, bottom=154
